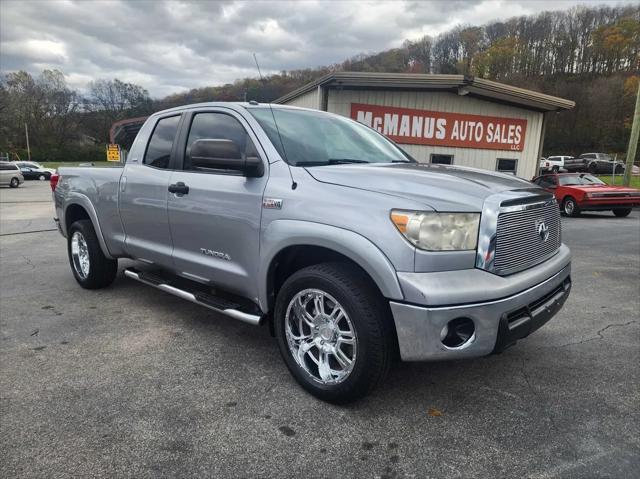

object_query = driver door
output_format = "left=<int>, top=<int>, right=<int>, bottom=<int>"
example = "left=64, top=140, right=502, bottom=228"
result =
left=166, top=109, right=268, bottom=300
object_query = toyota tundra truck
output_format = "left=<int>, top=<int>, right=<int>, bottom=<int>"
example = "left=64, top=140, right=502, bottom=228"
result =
left=52, top=102, right=572, bottom=403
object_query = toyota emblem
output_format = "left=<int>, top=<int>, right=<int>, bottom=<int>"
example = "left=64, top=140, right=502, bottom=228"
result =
left=537, top=221, right=549, bottom=242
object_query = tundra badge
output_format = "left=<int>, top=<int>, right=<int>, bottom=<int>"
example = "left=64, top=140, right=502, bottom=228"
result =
left=200, top=248, right=231, bottom=261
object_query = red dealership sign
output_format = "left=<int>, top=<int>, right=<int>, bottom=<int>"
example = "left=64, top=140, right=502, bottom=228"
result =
left=351, top=103, right=527, bottom=151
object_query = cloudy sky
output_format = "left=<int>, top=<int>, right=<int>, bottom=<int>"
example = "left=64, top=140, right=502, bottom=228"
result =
left=0, top=0, right=614, bottom=97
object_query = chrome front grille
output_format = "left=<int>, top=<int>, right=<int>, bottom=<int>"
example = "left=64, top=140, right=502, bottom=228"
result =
left=493, top=200, right=561, bottom=275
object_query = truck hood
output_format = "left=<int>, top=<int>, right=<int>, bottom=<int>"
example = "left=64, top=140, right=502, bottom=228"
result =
left=304, top=163, right=538, bottom=211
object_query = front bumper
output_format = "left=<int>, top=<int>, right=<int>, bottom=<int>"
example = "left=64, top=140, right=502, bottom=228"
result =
left=578, top=200, right=640, bottom=211
left=390, top=263, right=571, bottom=361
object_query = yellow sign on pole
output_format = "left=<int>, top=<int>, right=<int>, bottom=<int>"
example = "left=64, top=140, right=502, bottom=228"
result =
left=106, top=144, right=121, bottom=162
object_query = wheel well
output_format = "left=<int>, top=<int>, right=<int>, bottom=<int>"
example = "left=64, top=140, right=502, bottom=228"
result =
left=265, top=245, right=399, bottom=356
left=65, top=204, right=91, bottom=233
left=267, top=245, right=383, bottom=310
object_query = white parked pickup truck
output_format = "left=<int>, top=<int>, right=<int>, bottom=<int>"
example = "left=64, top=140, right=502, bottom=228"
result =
left=540, top=156, right=572, bottom=173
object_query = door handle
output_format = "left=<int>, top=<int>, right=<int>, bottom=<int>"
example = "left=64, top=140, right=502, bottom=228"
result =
left=168, top=181, right=189, bottom=195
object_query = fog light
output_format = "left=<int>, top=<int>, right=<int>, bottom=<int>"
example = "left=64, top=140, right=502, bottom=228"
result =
left=441, top=317, right=475, bottom=348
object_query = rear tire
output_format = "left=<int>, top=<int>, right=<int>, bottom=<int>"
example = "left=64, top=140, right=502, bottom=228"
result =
left=9, top=177, right=19, bottom=188
left=562, top=197, right=580, bottom=217
left=613, top=208, right=632, bottom=217
left=274, top=262, right=394, bottom=403
left=38, top=174, right=46, bottom=181
left=67, top=220, right=117, bottom=289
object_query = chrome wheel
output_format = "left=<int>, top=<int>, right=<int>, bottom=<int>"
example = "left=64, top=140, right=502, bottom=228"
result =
left=285, top=289, right=357, bottom=385
left=71, top=231, right=90, bottom=279
left=38, top=174, right=46, bottom=181
left=564, top=199, right=575, bottom=216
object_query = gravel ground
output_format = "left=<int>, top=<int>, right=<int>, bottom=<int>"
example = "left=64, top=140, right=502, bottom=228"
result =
left=1, top=182, right=638, bottom=478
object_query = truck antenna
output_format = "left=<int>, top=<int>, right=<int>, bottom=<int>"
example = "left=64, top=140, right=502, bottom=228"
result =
left=253, top=53, right=297, bottom=190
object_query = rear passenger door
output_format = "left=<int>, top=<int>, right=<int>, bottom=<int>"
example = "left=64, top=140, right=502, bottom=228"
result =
left=119, top=114, right=182, bottom=268
left=166, top=109, right=268, bottom=300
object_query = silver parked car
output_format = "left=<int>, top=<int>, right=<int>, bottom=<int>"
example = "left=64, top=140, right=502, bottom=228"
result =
left=0, top=161, right=24, bottom=187
left=52, top=103, right=572, bottom=403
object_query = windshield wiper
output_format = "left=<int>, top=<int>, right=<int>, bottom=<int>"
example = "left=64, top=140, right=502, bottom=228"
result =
left=327, top=158, right=371, bottom=164
left=300, top=159, right=371, bottom=166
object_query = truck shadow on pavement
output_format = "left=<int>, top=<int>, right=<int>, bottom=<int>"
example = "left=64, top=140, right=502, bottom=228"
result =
left=112, top=272, right=567, bottom=413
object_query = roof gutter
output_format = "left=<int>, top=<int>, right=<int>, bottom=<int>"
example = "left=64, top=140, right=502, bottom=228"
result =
left=275, top=72, right=575, bottom=112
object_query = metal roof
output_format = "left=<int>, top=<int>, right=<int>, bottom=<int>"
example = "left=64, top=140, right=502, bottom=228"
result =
left=275, top=72, right=575, bottom=112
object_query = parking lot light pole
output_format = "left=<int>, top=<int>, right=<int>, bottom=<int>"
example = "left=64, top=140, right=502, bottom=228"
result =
left=623, top=83, right=639, bottom=187
left=25, top=123, right=31, bottom=161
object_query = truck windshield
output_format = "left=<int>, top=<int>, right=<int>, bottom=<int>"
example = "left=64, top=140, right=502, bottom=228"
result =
left=248, top=108, right=413, bottom=166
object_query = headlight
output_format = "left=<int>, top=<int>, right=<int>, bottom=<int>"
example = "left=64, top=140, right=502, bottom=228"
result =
left=391, top=210, right=480, bottom=251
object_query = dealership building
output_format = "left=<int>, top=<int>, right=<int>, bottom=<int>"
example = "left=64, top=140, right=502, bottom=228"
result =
left=276, top=72, right=574, bottom=179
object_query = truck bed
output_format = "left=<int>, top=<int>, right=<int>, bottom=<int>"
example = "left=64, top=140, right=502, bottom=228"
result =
left=54, top=165, right=126, bottom=256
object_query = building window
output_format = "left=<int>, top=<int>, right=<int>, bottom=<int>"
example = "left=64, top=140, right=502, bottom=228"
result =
left=430, top=154, right=453, bottom=165
left=496, top=158, right=518, bottom=174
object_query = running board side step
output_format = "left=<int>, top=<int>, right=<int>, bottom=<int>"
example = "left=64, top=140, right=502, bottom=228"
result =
left=123, top=268, right=264, bottom=326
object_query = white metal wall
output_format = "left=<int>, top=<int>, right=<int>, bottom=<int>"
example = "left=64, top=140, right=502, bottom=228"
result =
left=284, top=88, right=320, bottom=109
left=324, top=89, right=544, bottom=179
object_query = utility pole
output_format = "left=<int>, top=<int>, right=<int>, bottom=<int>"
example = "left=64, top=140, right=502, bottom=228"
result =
left=25, top=123, right=31, bottom=161
left=623, top=83, right=640, bottom=187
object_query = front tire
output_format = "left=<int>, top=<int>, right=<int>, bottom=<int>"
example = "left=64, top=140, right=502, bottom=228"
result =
left=9, top=177, right=19, bottom=188
left=67, top=220, right=117, bottom=289
left=552, top=166, right=559, bottom=173
left=274, top=262, right=394, bottom=403
left=562, top=197, right=580, bottom=217
left=38, top=174, right=46, bottom=181
left=613, top=208, right=632, bottom=217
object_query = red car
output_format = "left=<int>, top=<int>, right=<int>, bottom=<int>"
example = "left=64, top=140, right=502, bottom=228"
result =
left=532, top=173, right=640, bottom=217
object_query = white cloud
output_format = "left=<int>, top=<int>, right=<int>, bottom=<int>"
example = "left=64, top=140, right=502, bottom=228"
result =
left=0, top=0, right=617, bottom=97
left=3, top=39, right=68, bottom=63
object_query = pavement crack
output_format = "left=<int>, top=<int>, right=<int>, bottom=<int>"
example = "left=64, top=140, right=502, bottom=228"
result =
left=22, top=255, right=36, bottom=269
left=554, top=320, right=638, bottom=349
left=0, top=228, right=57, bottom=237
left=595, top=320, right=637, bottom=339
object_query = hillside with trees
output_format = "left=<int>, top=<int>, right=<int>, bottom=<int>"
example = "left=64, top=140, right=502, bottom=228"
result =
left=1, top=4, right=638, bottom=162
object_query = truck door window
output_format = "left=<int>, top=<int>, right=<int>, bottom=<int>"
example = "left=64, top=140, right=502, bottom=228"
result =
left=143, top=115, right=181, bottom=169
left=184, top=113, right=254, bottom=171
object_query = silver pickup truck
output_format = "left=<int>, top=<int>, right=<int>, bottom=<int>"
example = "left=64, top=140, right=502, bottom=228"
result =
left=53, top=102, right=571, bottom=403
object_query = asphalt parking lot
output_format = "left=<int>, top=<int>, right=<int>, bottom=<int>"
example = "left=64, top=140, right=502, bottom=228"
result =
left=1, top=181, right=638, bottom=478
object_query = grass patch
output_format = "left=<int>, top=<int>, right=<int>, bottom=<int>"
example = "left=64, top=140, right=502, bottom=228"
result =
left=43, top=161, right=118, bottom=170
left=597, top=175, right=640, bottom=189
